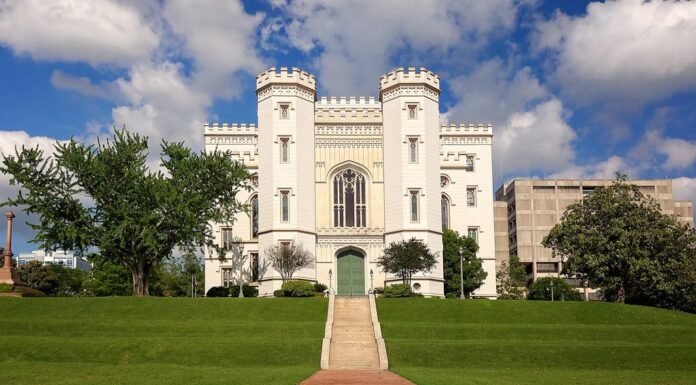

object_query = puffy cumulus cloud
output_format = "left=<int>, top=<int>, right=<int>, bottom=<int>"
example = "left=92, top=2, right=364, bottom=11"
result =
left=272, top=0, right=525, bottom=95
left=445, top=58, right=576, bottom=175
left=50, top=70, right=117, bottom=100
left=631, top=130, right=696, bottom=171
left=549, top=156, right=629, bottom=180
left=163, top=0, right=265, bottom=98
left=672, top=177, right=696, bottom=206
left=0, top=0, right=158, bottom=66
left=535, top=0, right=696, bottom=107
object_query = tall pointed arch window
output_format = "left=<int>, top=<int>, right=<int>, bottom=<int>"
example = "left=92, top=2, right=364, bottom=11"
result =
left=250, top=195, right=258, bottom=238
left=441, top=194, right=450, bottom=230
left=333, top=169, right=367, bottom=227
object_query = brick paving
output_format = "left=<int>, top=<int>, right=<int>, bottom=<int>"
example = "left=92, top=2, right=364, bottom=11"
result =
left=300, top=369, right=415, bottom=385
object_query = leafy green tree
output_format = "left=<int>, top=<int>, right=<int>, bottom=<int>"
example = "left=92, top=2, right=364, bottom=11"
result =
left=527, top=277, right=582, bottom=301
left=150, top=253, right=204, bottom=297
left=442, top=228, right=486, bottom=298
left=378, top=238, right=438, bottom=285
left=1, top=129, right=249, bottom=295
left=84, top=254, right=132, bottom=296
left=18, top=260, right=61, bottom=295
left=497, top=254, right=527, bottom=300
left=543, top=176, right=696, bottom=310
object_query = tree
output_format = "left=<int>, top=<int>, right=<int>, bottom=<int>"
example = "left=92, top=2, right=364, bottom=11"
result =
left=442, top=228, right=486, bottom=298
left=18, top=260, right=61, bottom=295
left=83, top=254, right=132, bottom=296
left=149, top=253, right=204, bottom=297
left=265, top=243, right=313, bottom=283
left=527, top=277, right=582, bottom=301
left=1, top=129, right=249, bottom=295
left=497, top=254, right=527, bottom=300
left=543, top=176, right=696, bottom=311
left=378, top=238, right=438, bottom=285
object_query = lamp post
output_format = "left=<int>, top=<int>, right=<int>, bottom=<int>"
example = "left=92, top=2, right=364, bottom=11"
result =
left=369, top=269, right=374, bottom=293
left=329, top=269, right=333, bottom=293
left=459, top=246, right=464, bottom=300
left=550, top=279, right=555, bottom=302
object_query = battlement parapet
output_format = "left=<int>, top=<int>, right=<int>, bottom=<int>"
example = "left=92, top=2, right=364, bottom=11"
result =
left=204, top=123, right=258, bottom=135
left=440, top=123, right=493, bottom=134
left=379, top=67, right=440, bottom=92
left=256, top=67, right=317, bottom=91
left=316, top=96, right=380, bottom=108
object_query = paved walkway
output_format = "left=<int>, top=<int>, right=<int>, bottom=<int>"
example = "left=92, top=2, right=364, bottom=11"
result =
left=300, top=296, right=415, bottom=385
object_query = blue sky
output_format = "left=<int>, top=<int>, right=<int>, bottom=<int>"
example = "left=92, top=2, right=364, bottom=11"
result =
left=0, top=0, right=695, bottom=251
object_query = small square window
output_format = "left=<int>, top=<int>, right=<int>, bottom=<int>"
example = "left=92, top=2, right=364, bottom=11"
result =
left=280, top=104, right=289, bottom=119
left=279, top=137, right=289, bottom=163
left=467, top=187, right=477, bottom=207
left=408, top=104, right=418, bottom=119
left=467, top=227, right=478, bottom=243
left=408, top=137, right=418, bottom=163
left=465, top=155, right=475, bottom=172
left=410, top=190, right=420, bottom=222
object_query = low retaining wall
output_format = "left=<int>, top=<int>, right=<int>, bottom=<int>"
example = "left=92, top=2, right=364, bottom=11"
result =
left=368, top=293, right=389, bottom=370
left=320, top=293, right=335, bottom=369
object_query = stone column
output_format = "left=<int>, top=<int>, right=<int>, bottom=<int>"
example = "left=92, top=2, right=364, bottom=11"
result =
left=3, top=211, right=14, bottom=268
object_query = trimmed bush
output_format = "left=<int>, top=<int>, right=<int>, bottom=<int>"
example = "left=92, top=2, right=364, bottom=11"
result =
left=383, top=283, right=422, bottom=298
left=445, top=292, right=457, bottom=299
left=313, top=282, right=328, bottom=293
left=373, top=287, right=384, bottom=295
left=281, top=280, right=315, bottom=297
left=528, top=277, right=582, bottom=301
left=273, top=289, right=285, bottom=297
left=229, top=285, right=259, bottom=297
left=206, top=286, right=230, bottom=297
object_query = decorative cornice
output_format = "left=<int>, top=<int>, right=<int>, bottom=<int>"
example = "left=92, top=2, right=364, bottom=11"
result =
left=315, top=125, right=383, bottom=136
left=380, top=85, right=439, bottom=103
left=440, top=136, right=491, bottom=145
left=206, top=136, right=258, bottom=145
left=257, top=84, right=315, bottom=102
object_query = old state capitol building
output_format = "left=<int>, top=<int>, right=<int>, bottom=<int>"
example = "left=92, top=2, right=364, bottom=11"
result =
left=203, top=67, right=496, bottom=298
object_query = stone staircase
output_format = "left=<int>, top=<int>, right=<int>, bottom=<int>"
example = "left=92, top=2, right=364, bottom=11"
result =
left=329, top=296, right=379, bottom=369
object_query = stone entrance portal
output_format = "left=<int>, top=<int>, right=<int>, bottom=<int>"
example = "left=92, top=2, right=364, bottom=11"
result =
left=336, top=250, right=365, bottom=296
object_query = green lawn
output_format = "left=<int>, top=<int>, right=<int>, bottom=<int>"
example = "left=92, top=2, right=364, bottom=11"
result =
left=377, top=299, right=696, bottom=385
left=0, top=297, right=327, bottom=385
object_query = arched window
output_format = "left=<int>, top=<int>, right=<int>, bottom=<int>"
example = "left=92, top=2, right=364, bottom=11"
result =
left=250, top=195, right=258, bottom=238
left=333, top=169, right=367, bottom=227
left=441, top=194, right=450, bottom=230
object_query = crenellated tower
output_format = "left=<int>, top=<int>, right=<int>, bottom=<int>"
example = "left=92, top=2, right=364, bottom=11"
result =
left=380, top=67, right=444, bottom=296
left=255, top=67, right=318, bottom=294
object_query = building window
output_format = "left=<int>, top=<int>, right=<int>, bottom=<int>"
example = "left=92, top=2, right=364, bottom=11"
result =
left=537, top=262, right=558, bottom=273
left=408, top=137, right=418, bottom=163
left=467, top=227, right=478, bottom=243
left=280, top=190, right=289, bottom=222
left=280, top=104, right=289, bottom=119
left=222, top=268, right=233, bottom=288
left=279, top=137, right=289, bottom=163
left=408, top=104, right=417, bottom=119
left=221, top=228, right=233, bottom=250
left=465, top=155, right=475, bottom=172
left=440, top=175, right=450, bottom=188
left=250, top=253, right=259, bottom=282
left=250, top=195, right=258, bottom=238
left=441, top=194, right=450, bottom=230
left=333, top=169, right=367, bottom=227
left=410, top=190, right=420, bottom=222
left=467, top=187, right=476, bottom=207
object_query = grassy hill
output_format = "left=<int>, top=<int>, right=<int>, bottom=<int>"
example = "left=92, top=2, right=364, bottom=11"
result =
left=377, top=299, right=696, bottom=385
left=0, top=297, right=327, bottom=385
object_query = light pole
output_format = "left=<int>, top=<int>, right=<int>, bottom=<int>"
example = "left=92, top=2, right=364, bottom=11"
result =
left=459, top=246, right=464, bottom=300
left=369, top=269, right=374, bottom=293
left=329, top=269, right=333, bottom=294
left=550, top=280, right=555, bottom=302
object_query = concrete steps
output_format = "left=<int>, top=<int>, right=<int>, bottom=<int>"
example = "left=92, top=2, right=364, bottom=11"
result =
left=328, top=297, right=379, bottom=370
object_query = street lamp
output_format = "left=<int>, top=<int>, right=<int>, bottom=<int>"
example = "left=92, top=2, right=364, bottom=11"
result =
left=369, top=269, right=374, bottom=293
left=459, top=246, right=464, bottom=300
left=329, top=269, right=333, bottom=293
left=550, top=280, right=555, bottom=302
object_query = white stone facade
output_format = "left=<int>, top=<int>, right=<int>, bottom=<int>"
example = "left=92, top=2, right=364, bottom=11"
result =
left=204, top=67, right=496, bottom=298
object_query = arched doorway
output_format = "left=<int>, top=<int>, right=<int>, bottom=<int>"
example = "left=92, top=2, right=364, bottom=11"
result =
left=337, top=250, right=365, bottom=296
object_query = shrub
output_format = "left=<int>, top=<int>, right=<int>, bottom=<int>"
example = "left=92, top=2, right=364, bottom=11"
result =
left=229, top=285, right=259, bottom=297
left=373, top=287, right=384, bottom=295
left=206, top=286, right=230, bottom=297
left=445, top=292, right=457, bottom=299
left=528, top=277, right=582, bottom=301
left=281, top=280, right=315, bottom=297
left=273, top=289, right=285, bottom=297
left=313, top=282, right=328, bottom=293
left=383, top=283, right=423, bottom=298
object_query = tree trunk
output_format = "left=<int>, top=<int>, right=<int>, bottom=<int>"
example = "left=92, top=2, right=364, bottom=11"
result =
left=616, top=284, right=625, bottom=304
left=131, top=266, right=149, bottom=296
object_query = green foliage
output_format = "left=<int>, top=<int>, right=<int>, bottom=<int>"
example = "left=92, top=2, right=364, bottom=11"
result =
left=0, top=129, right=249, bottom=296
left=442, top=228, right=486, bottom=298
left=313, top=282, right=328, bottom=293
left=17, top=260, right=87, bottom=296
left=83, top=254, right=132, bottom=296
left=149, top=253, right=204, bottom=297
left=496, top=254, right=527, bottom=300
left=378, top=238, right=438, bottom=285
left=527, top=277, right=582, bottom=301
left=281, top=280, right=315, bottom=297
left=264, top=243, right=313, bottom=283
left=543, top=177, right=696, bottom=312
left=382, top=283, right=422, bottom=298
left=373, top=287, right=384, bottom=295
left=206, top=286, right=230, bottom=297
left=0, top=283, right=46, bottom=296
left=229, top=285, right=259, bottom=298
left=273, top=289, right=285, bottom=298
left=445, top=292, right=457, bottom=299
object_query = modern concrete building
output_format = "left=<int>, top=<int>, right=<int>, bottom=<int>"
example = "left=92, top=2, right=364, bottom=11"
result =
left=494, top=179, right=694, bottom=286
left=203, top=67, right=497, bottom=298
left=17, top=250, right=92, bottom=271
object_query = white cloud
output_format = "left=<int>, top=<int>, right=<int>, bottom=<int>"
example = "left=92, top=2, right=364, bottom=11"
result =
left=535, top=0, right=696, bottom=106
left=672, top=177, right=696, bottom=204
left=631, top=130, right=696, bottom=172
left=273, top=0, right=525, bottom=95
left=50, top=70, right=116, bottom=99
left=0, top=0, right=159, bottom=66
left=549, top=156, right=629, bottom=180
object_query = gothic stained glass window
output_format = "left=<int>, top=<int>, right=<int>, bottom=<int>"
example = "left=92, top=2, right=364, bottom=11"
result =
left=441, top=194, right=450, bottom=229
left=251, top=195, right=258, bottom=238
left=333, top=169, right=367, bottom=228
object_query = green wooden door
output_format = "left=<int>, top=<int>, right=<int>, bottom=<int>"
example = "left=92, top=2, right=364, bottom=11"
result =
left=337, top=251, right=365, bottom=296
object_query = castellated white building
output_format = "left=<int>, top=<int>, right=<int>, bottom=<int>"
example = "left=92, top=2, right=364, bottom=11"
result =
left=203, top=67, right=496, bottom=298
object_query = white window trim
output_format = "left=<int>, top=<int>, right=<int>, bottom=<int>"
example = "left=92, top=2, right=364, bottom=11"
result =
left=279, top=103, right=291, bottom=119
left=278, top=136, right=291, bottom=163
left=407, top=136, right=419, bottom=163
left=279, top=189, right=291, bottom=223
left=407, top=103, right=419, bottom=119
left=467, top=186, right=477, bottom=207
left=409, top=189, right=421, bottom=223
